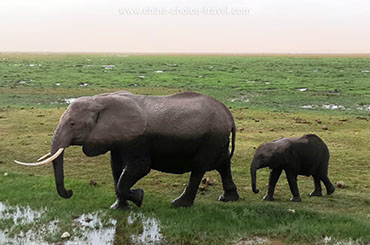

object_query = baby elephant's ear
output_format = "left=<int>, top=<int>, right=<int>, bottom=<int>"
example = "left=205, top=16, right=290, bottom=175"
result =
left=270, top=143, right=292, bottom=169
left=83, top=95, right=147, bottom=156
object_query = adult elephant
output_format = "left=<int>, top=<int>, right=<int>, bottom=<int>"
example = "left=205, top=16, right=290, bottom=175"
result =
left=15, top=91, right=239, bottom=208
left=250, top=134, right=335, bottom=202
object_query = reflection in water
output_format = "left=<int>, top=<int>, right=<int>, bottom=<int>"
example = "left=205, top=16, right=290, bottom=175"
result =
left=0, top=202, right=54, bottom=245
left=0, top=201, right=163, bottom=245
left=0, top=201, right=46, bottom=225
left=68, top=212, right=117, bottom=245
left=127, top=213, right=163, bottom=244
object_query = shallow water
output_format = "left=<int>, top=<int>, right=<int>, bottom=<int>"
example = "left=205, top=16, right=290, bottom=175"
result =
left=301, top=104, right=369, bottom=111
left=102, top=65, right=116, bottom=69
left=322, top=104, right=345, bottom=110
left=0, top=202, right=46, bottom=225
left=0, top=201, right=163, bottom=245
left=128, top=213, right=163, bottom=244
left=64, top=98, right=76, bottom=104
left=0, top=202, right=53, bottom=245
left=237, top=236, right=365, bottom=245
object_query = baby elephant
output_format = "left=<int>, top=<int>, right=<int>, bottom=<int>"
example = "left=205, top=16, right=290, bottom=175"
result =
left=250, top=134, right=335, bottom=202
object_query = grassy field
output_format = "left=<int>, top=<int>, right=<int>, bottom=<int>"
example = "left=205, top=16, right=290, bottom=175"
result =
left=0, top=53, right=370, bottom=244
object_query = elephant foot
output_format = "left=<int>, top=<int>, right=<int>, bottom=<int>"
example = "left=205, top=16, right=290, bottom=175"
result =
left=131, top=188, right=144, bottom=207
left=263, top=194, right=274, bottom=201
left=110, top=199, right=131, bottom=210
left=172, top=196, right=194, bottom=208
left=309, top=190, right=322, bottom=197
left=218, top=190, right=240, bottom=202
left=327, top=185, right=335, bottom=195
left=290, top=196, right=302, bottom=202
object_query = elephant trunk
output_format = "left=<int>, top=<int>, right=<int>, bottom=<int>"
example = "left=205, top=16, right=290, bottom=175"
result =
left=251, top=161, right=259, bottom=194
left=51, top=124, right=73, bottom=199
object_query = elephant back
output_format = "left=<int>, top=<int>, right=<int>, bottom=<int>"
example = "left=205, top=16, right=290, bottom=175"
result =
left=142, top=92, right=234, bottom=139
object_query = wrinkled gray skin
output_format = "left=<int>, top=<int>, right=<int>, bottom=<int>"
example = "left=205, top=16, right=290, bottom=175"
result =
left=251, top=134, right=335, bottom=202
left=51, top=91, right=239, bottom=208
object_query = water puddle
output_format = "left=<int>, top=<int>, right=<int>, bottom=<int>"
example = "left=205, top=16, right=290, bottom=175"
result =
left=237, top=236, right=366, bottom=245
left=128, top=213, right=162, bottom=244
left=64, top=98, right=77, bottom=104
left=0, top=202, right=46, bottom=225
left=321, top=236, right=365, bottom=245
left=0, top=202, right=53, bottom=245
left=230, top=96, right=250, bottom=103
left=0, top=201, right=163, bottom=245
left=322, top=104, right=345, bottom=110
left=102, top=65, right=116, bottom=69
left=356, top=105, right=370, bottom=111
left=301, top=104, right=370, bottom=112
left=298, top=88, right=308, bottom=92
left=68, top=212, right=117, bottom=245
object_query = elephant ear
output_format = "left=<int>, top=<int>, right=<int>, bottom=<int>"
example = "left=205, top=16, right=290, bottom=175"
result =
left=270, top=141, right=292, bottom=169
left=83, top=95, right=147, bottom=157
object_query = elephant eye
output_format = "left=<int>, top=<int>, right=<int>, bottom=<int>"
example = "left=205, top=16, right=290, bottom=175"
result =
left=70, top=122, right=75, bottom=126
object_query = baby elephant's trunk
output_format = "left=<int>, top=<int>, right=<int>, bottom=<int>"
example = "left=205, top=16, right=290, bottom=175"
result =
left=250, top=164, right=259, bottom=194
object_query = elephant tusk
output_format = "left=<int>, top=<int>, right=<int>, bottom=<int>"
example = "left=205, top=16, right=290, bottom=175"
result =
left=14, top=148, right=64, bottom=166
left=37, top=152, right=52, bottom=162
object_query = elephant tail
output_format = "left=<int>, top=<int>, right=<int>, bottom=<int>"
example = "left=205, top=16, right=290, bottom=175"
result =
left=229, top=124, right=236, bottom=160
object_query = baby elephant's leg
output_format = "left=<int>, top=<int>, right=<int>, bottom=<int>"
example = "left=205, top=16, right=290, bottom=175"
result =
left=285, top=170, right=301, bottom=202
left=263, top=168, right=282, bottom=201
left=310, top=175, right=323, bottom=197
left=321, top=175, right=336, bottom=195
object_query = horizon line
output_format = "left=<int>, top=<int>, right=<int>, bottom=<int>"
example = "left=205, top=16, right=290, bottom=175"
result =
left=1, top=51, right=370, bottom=57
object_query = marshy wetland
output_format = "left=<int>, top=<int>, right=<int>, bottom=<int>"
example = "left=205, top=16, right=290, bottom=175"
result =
left=0, top=53, right=370, bottom=244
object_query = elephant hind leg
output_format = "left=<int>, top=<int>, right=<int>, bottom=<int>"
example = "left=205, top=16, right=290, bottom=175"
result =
left=116, top=155, right=151, bottom=208
left=320, top=157, right=335, bottom=195
left=321, top=175, right=335, bottom=195
left=310, top=175, right=322, bottom=197
left=216, top=157, right=239, bottom=202
left=172, top=170, right=205, bottom=207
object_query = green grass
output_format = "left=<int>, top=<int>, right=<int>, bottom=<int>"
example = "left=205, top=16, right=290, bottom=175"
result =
left=0, top=53, right=370, bottom=244
left=1, top=53, right=370, bottom=113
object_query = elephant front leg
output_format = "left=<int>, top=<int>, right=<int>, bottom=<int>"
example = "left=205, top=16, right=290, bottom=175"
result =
left=285, top=170, right=301, bottom=202
left=110, top=151, right=129, bottom=209
left=172, top=171, right=205, bottom=207
left=263, top=168, right=282, bottom=201
left=116, top=157, right=151, bottom=208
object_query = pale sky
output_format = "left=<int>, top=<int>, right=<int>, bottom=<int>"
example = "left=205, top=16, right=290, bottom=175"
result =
left=0, top=0, right=369, bottom=53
